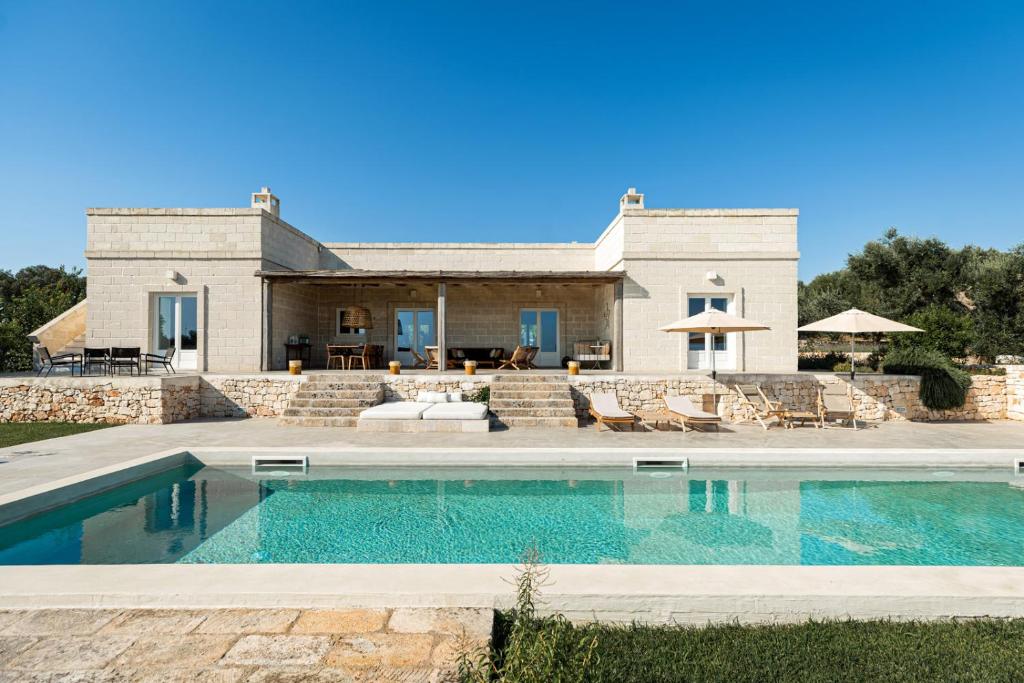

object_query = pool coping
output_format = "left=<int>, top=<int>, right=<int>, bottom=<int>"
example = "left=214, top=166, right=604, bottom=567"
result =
left=3, top=445, right=1024, bottom=623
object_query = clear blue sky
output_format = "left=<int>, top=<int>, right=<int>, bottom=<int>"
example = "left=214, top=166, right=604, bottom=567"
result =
left=1, top=1, right=1022, bottom=280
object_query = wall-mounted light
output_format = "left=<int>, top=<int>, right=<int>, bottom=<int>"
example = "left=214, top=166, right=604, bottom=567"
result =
left=166, top=270, right=180, bottom=283
left=535, top=288, right=542, bottom=298
left=705, top=270, right=719, bottom=282
left=410, top=289, right=418, bottom=299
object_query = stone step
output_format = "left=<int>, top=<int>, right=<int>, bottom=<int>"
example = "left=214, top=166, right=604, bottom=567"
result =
left=489, top=398, right=575, bottom=409
left=279, top=415, right=359, bottom=428
left=282, top=406, right=365, bottom=418
left=489, top=389, right=570, bottom=400
left=490, top=407, right=577, bottom=418
left=493, top=415, right=579, bottom=429
left=492, top=375, right=569, bottom=384
left=300, top=381, right=383, bottom=391
left=288, top=398, right=371, bottom=409
left=293, top=389, right=384, bottom=400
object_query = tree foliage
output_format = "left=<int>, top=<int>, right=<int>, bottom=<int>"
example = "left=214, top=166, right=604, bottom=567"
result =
left=0, top=266, right=86, bottom=372
left=800, top=229, right=1024, bottom=361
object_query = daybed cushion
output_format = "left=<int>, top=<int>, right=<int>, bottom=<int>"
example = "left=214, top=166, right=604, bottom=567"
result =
left=420, top=391, right=449, bottom=403
left=360, top=402, right=432, bottom=420
left=422, top=402, right=488, bottom=421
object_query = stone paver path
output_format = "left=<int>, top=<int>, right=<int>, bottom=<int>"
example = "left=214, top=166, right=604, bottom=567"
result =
left=0, top=608, right=493, bottom=682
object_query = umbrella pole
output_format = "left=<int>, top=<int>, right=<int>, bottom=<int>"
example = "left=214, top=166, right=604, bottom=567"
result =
left=711, top=330, right=718, bottom=414
left=850, top=336, right=856, bottom=382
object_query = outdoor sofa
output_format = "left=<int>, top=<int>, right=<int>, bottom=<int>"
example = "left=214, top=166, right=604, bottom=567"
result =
left=357, top=391, right=489, bottom=432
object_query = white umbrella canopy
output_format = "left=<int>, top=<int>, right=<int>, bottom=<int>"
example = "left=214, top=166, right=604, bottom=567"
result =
left=659, top=310, right=771, bottom=412
left=797, top=308, right=923, bottom=380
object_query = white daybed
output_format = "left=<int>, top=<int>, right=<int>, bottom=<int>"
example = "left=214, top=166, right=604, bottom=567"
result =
left=357, top=392, right=490, bottom=432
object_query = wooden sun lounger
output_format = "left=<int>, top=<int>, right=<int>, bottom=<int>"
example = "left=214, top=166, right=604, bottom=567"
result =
left=588, top=392, right=638, bottom=431
left=664, top=395, right=721, bottom=432
left=818, top=383, right=858, bottom=429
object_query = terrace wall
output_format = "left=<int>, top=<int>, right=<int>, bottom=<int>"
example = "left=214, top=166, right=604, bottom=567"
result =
left=2, top=369, right=1021, bottom=426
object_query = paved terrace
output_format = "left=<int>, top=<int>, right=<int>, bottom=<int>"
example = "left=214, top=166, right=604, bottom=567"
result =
left=2, top=417, right=1024, bottom=495
left=0, top=607, right=490, bottom=682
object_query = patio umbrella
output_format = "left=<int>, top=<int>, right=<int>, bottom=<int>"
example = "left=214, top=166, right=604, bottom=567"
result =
left=797, top=308, right=923, bottom=380
left=659, top=310, right=771, bottom=412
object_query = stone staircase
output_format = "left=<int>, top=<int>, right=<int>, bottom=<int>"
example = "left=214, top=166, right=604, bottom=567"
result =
left=279, top=374, right=384, bottom=427
left=489, top=375, right=579, bottom=429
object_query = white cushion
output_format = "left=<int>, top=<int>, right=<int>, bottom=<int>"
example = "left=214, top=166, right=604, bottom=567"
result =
left=448, top=391, right=463, bottom=402
left=419, top=391, right=449, bottom=403
left=360, top=402, right=432, bottom=420
left=422, top=402, right=488, bottom=420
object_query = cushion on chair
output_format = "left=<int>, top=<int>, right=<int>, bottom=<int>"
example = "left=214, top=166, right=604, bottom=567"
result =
left=422, top=402, right=488, bottom=420
left=359, top=402, right=432, bottom=420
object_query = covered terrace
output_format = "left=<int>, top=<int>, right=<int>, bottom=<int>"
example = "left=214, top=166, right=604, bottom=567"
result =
left=257, top=269, right=625, bottom=372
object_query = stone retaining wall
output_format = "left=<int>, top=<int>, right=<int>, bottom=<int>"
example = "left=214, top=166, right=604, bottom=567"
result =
left=381, top=375, right=491, bottom=402
left=0, top=376, right=200, bottom=425
left=200, top=375, right=305, bottom=418
left=2, top=368, right=1022, bottom=425
left=569, top=370, right=1018, bottom=423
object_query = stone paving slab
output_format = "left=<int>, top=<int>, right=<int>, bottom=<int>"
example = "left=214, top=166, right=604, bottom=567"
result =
left=0, top=605, right=490, bottom=680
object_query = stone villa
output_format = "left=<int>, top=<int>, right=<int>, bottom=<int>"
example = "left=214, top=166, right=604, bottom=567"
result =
left=65, top=187, right=799, bottom=374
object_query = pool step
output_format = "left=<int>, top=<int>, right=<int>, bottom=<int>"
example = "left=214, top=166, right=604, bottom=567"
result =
left=280, top=376, right=384, bottom=427
left=489, top=376, right=577, bottom=429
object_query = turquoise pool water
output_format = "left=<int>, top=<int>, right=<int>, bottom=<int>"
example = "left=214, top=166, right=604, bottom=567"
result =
left=2, top=465, right=1024, bottom=565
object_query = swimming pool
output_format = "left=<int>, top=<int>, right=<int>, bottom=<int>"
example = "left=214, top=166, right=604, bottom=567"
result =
left=2, top=464, right=1024, bottom=566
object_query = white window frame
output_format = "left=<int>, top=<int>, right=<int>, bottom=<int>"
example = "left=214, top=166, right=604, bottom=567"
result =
left=686, top=295, right=736, bottom=371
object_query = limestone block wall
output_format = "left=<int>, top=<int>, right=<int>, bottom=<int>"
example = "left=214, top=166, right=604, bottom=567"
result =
left=271, top=283, right=319, bottom=369
left=85, top=210, right=270, bottom=372
left=1004, top=366, right=1024, bottom=421
left=323, top=243, right=594, bottom=271
left=300, top=283, right=609, bottom=370
left=569, top=373, right=1009, bottom=423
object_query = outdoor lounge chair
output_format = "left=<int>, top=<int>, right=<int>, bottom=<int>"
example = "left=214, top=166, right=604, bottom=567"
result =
left=83, top=347, right=111, bottom=376
left=817, top=383, right=858, bottom=429
left=409, top=348, right=428, bottom=369
left=424, top=346, right=442, bottom=370
left=733, top=383, right=784, bottom=430
left=143, top=347, right=176, bottom=374
left=497, top=345, right=531, bottom=370
left=36, top=346, right=81, bottom=377
left=524, top=346, right=540, bottom=369
left=664, top=395, right=721, bottom=432
left=109, top=347, right=142, bottom=375
left=588, top=392, right=638, bottom=431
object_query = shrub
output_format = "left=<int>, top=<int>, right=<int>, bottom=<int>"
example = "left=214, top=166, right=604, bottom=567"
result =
left=466, top=386, right=490, bottom=405
left=798, top=352, right=847, bottom=371
left=882, top=347, right=972, bottom=410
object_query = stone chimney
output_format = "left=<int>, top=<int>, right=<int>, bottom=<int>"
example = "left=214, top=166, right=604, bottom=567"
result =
left=619, top=187, right=644, bottom=211
left=251, top=186, right=280, bottom=217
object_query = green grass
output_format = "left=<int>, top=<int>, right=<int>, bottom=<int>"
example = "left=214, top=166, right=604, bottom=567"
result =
left=0, top=422, right=114, bottom=449
left=484, top=615, right=1024, bottom=682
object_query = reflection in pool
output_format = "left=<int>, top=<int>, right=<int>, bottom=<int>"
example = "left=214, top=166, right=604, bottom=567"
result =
left=2, top=465, right=1023, bottom=566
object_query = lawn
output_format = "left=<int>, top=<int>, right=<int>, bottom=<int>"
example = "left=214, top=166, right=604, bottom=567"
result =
left=0, top=422, right=113, bottom=449
left=481, top=614, right=1024, bottom=682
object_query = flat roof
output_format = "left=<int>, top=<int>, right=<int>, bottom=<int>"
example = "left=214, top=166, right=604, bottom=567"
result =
left=255, top=269, right=624, bottom=284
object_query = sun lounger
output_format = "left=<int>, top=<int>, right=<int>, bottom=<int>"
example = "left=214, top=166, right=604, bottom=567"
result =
left=498, top=345, right=531, bottom=370
left=664, top=395, right=722, bottom=432
left=588, top=392, right=638, bottom=431
left=733, top=383, right=783, bottom=430
left=818, top=383, right=858, bottom=429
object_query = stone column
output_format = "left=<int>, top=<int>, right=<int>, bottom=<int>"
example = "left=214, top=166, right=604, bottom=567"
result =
left=261, top=279, right=272, bottom=372
left=437, top=282, right=447, bottom=373
left=612, top=280, right=624, bottom=371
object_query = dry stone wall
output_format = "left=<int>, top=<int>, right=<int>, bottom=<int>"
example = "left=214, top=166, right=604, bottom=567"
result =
left=0, top=377, right=199, bottom=425
left=200, top=375, right=305, bottom=417
left=570, top=372, right=1013, bottom=423
left=382, top=375, right=491, bottom=402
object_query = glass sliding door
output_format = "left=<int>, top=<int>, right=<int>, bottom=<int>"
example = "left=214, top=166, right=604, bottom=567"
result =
left=686, top=296, right=733, bottom=371
left=153, top=295, right=198, bottom=370
left=395, top=309, right=436, bottom=367
left=519, top=309, right=560, bottom=367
